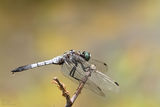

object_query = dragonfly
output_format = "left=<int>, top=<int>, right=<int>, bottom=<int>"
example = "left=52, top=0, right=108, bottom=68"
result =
left=11, top=50, right=119, bottom=96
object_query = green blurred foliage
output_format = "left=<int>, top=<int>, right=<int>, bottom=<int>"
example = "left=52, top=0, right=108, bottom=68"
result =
left=0, top=0, right=160, bottom=107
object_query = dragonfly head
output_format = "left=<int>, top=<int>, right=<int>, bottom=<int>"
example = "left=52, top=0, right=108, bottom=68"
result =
left=81, top=51, right=91, bottom=61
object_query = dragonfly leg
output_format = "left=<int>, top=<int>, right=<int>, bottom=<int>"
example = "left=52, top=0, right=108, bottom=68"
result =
left=69, top=66, right=76, bottom=77
left=69, top=62, right=80, bottom=81
left=79, top=62, right=90, bottom=72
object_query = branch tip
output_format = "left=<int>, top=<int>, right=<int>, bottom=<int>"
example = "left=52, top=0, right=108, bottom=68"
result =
left=52, top=64, right=96, bottom=107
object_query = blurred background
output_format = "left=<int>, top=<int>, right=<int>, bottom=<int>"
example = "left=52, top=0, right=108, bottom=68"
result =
left=0, top=0, right=160, bottom=107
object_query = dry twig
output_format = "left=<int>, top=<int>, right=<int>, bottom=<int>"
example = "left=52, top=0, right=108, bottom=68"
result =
left=52, top=64, right=96, bottom=107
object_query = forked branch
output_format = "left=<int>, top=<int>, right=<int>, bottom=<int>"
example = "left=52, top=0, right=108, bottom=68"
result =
left=53, top=64, right=96, bottom=107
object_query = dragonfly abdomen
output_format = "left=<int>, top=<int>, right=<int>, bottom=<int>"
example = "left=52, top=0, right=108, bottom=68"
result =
left=11, top=56, right=63, bottom=74
left=11, top=60, right=53, bottom=74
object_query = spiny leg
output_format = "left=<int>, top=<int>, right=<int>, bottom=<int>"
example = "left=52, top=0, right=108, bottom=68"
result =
left=69, top=62, right=80, bottom=81
left=69, top=66, right=76, bottom=77
left=79, top=62, right=90, bottom=72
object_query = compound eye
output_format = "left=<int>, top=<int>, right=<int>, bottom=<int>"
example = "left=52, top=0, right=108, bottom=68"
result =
left=84, top=52, right=90, bottom=61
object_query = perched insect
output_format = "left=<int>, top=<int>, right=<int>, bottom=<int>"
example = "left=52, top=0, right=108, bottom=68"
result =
left=11, top=50, right=119, bottom=96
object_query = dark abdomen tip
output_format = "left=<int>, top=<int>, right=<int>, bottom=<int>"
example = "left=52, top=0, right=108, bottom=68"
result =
left=11, top=65, right=31, bottom=74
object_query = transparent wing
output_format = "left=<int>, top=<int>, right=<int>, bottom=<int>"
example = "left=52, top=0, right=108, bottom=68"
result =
left=89, top=70, right=119, bottom=95
left=89, top=58, right=108, bottom=72
left=79, top=60, right=119, bottom=95
left=61, top=61, right=105, bottom=96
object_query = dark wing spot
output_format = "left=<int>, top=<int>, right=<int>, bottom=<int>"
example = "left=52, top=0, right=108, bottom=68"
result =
left=97, top=86, right=102, bottom=91
left=114, top=82, right=119, bottom=86
left=104, top=63, right=107, bottom=66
